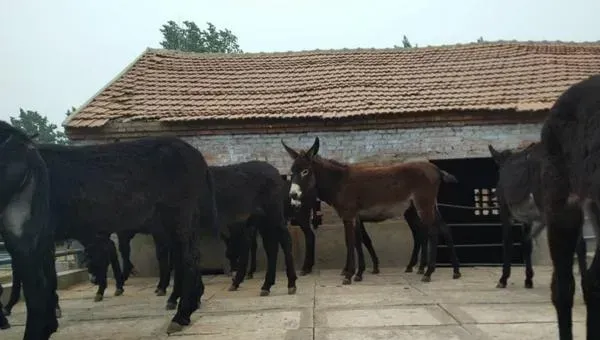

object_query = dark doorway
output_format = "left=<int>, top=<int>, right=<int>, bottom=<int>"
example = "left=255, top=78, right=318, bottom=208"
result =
left=431, top=157, right=525, bottom=267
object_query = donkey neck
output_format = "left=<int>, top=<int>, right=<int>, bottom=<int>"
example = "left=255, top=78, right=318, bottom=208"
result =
left=312, top=157, right=346, bottom=206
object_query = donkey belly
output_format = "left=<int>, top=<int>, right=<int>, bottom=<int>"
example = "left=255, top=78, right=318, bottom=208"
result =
left=509, top=195, right=541, bottom=224
left=358, top=200, right=411, bottom=221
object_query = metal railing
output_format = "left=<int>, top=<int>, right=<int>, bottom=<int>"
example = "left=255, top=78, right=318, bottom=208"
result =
left=0, top=244, right=85, bottom=267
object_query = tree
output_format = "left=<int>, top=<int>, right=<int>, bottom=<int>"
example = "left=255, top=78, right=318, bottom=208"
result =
left=159, top=21, right=242, bottom=53
left=10, top=108, right=69, bottom=144
left=393, top=35, right=418, bottom=49
left=476, top=36, right=485, bottom=43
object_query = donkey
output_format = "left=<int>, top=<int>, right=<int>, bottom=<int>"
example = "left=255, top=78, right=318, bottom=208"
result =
left=126, top=160, right=297, bottom=306
left=282, top=137, right=458, bottom=284
left=0, top=121, right=58, bottom=339
left=34, top=136, right=217, bottom=335
left=539, top=74, right=600, bottom=340
left=489, top=143, right=587, bottom=290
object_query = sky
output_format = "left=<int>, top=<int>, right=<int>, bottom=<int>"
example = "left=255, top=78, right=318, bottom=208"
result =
left=1, top=0, right=599, bottom=129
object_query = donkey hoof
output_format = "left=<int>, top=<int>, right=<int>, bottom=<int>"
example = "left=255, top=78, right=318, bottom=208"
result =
left=166, top=301, right=177, bottom=310
left=453, top=272, right=462, bottom=279
left=342, top=278, right=352, bottom=285
left=114, top=288, right=124, bottom=296
left=2, top=307, right=10, bottom=316
left=340, top=269, right=348, bottom=276
left=56, top=308, right=62, bottom=318
left=496, top=281, right=507, bottom=289
left=94, top=294, right=104, bottom=302
left=421, top=275, right=431, bottom=283
left=288, top=286, right=297, bottom=295
left=260, top=289, right=270, bottom=296
left=404, top=267, right=413, bottom=273
left=0, top=321, right=10, bottom=330
left=166, top=321, right=184, bottom=335
left=525, top=281, right=534, bottom=289
left=372, top=268, right=380, bottom=274
left=417, top=268, right=425, bottom=275
left=156, top=289, right=167, bottom=296
left=354, top=275, right=363, bottom=282
left=246, top=273, right=254, bottom=279
left=228, top=285, right=238, bottom=292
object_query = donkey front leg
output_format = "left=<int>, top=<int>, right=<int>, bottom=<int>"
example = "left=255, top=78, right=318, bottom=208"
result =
left=354, top=218, right=366, bottom=282
left=359, top=221, right=380, bottom=274
left=422, top=223, right=440, bottom=282
left=0, top=283, right=10, bottom=330
left=108, top=240, right=125, bottom=297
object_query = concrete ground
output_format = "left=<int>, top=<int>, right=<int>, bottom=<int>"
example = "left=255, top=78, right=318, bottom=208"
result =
left=2, top=266, right=587, bottom=340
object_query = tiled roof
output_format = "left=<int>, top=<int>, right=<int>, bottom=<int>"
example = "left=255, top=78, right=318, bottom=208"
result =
left=65, top=41, right=600, bottom=128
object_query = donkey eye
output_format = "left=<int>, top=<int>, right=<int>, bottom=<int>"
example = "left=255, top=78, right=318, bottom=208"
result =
left=300, top=169, right=309, bottom=177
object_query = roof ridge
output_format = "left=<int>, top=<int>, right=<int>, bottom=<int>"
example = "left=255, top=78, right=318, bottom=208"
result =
left=145, top=39, right=600, bottom=58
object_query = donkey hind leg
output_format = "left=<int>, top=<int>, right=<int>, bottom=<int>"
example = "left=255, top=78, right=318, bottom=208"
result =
left=404, top=207, right=423, bottom=274
left=108, top=239, right=125, bottom=297
left=353, top=218, right=366, bottom=282
left=548, top=204, right=581, bottom=340
left=153, top=233, right=172, bottom=296
left=257, top=224, right=279, bottom=296
left=359, top=220, right=380, bottom=274
left=575, top=232, right=588, bottom=293
left=247, top=223, right=258, bottom=280
left=166, top=243, right=182, bottom=311
left=582, top=201, right=600, bottom=340
left=229, top=222, right=251, bottom=292
left=497, top=212, right=515, bottom=289
left=277, top=222, right=298, bottom=294
left=117, top=231, right=136, bottom=281
left=414, top=198, right=439, bottom=282
left=439, top=215, right=461, bottom=279
left=522, top=224, right=535, bottom=289
left=4, top=261, right=21, bottom=316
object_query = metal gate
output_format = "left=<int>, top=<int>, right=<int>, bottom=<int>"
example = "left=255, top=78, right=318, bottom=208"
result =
left=430, top=157, right=525, bottom=267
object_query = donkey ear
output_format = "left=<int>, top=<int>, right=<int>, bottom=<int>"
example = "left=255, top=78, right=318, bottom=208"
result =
left=281, top=140, right=299, bottom=159
left=306, top=137, right=320, bottom=158
left=488, top=145, right=503, bottom=165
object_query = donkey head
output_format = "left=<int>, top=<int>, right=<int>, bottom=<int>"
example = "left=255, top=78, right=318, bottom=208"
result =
left=488, top=144, right=514, bottom=166
left=0, top=121, right=39, bottom=211
left=281, top=137, right=320, bottom=208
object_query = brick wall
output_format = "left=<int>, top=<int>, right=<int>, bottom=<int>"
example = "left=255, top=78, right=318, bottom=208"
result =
left=180, top=123, right=543, bottom=174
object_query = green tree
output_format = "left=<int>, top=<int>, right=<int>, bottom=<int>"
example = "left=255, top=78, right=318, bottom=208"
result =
left=10, top=108, right=69, bottom=144
left=159, top=21, right=242, bottom=53
left=393, top=35, right=418, bottom=49
left=476, top=36, right=485, bottom=43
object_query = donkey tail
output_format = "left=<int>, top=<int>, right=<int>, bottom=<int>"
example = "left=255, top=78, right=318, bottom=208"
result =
left=439, top=169, right=458, bottom=183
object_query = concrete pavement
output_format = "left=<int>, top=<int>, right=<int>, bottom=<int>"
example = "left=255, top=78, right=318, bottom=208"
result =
left=2, top=266, right=586, bottom=339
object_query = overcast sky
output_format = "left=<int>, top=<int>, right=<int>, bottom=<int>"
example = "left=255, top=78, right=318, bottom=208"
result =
left=1, top=0, right=598, bottom=128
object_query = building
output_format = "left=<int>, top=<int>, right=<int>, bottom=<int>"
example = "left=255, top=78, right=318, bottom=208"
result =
left=63, top=41, right=600, bottom=275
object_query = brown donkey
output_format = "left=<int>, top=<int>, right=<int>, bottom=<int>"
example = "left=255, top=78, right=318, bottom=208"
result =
left=282, top=137, right=458, bottom=284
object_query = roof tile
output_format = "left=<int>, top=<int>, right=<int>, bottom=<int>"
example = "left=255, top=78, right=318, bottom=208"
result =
left=66, top=41, right=600, bottom=128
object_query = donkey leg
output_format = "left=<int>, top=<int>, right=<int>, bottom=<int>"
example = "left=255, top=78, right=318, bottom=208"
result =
left=497, top=214, right=514, bottom=289
left=342, top=219, right=357, bottom=285
left=117, top=231, right=136, bottom=281
left=575, top=232, right=588, bottom=293
left=0, top=284, right=9, bottom=330
left=277, top=224, right=298, bottom=294
left=153, top=233, right=172, bottom=296
left=298, top=214, right=316, bottom=276
left=439, top=218, right=461, bottom=279
left=354, top=219, right=366, bottom=282
left=166, top=245, right=183, bottom=310
left=229, top=225, right=251, bottom=292
left=259, top=227, right=279, bottom=296
left=247, top=224, right=258, bottom=280
left=360, top=221, right=380, bottom=274
left=548, top=206, right=581, bottom=340
left=417, top=227, right=428, bottom=275
left=108, top=240, right=125, bottom=296
left=522, top=224, right=534, bottom=289
left=582, top=201, right=600, bottom=339
left=4, top=261, right=22, bottom=316
left=404, top=207, right=421, bottom=273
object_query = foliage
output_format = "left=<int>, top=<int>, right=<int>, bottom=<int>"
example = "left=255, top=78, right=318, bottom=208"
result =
left=159, top=20, right=242, bottom=53
left=10, top=108, right=69, bottom=144
left=394, top=35, right=418, bottom=49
